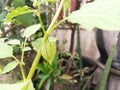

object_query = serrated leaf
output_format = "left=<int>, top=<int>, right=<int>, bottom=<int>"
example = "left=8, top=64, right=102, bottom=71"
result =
left=0, top=43, right=13, bottom=58
left=6, top=6, right=33, bottom=22
left=67, top=0, right=120, bottom=31
left=6, top=39, right=20, bottom=45
left=2, top=61, right=18, bottom=74
left=41, top=42, right=56, bottom=65
left=23, top=24, right=41, bottom=38
left=0, top=80, right=35, bottom=90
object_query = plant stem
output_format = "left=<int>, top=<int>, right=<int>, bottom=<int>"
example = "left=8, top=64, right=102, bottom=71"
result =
left=27, top=0, right=64, bottom=80
left=53, top=17, right=67, bottom=30
left=27, top=50, right=41, bottom=79
left=37, top=1, right=46, bottom=34
left=12, top=55, right=26, bottom=81
left=44, top=0, right=64, bottom=42
left=21, top=37, right=27, bottom=62
left=19, top=63, right=26, bottom=81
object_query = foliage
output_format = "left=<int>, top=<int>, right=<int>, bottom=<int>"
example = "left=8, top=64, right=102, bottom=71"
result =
left=95, top=45, right=116, bottom=90
left=0, top=80, right=35, bottom=90
left=36, top=54, right=63, bottom=90
left=67, top=0, right=120, bottom=31
left=0, top=0, right=119, bottom=90
left=0, top=43, right=13, bottom=58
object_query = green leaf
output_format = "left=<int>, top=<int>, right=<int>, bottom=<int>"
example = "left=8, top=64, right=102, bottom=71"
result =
left=37, top=64, right=47, bottom=73
left=0, top=43, right=13, bottom=58
left=0, top=80, right=35, bottom=90
left=95, top=45, right=116, bottom=90
left=0, top=11, right=7, bottom=22
left=2, top=61, right=18, bottom=74
left=46, top=78, right=51, bottom=90
left=6, top=6, right=33, bottom=22
left=6, top=39, right=20, bottom=45
left=22, top=47, right=31, bottom=51
left=63, top=0, right=70, bottom=11
left=31, top=38, right=43, bottom=52
left=16, top=13, right=36, bottom=27
left=47, top=0, right=57, bottom=2
left=53, top=69, right=61, bottom=77
left=31, top=37, right=57, bottom=53
left=12, top=0, right=25, bottom=8
left=23, top=24, right=41, bottom=38
left=38, top=74, right=49, bottom=89
left=41, top=42, right=56, bottom=65
left=22, top=80, right=35, bottom=90
left=67, top=0, right=120, bottom=31
left=0, top=38, right=7, bottom=43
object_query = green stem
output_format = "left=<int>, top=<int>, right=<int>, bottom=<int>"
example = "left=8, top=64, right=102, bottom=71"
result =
left=19, top=63, right=26, bottom=81
left=21, top=37, right=27, bottom=62
left=44, top=0, right=64, bottom=42
left=27, top=0, right=64, bottom=80
left=12, top=55, right=26, bottom=81
left=37, top=1, right=46, bottom=34
left=53, top=17, right=67, bottom=30
left=27, top=50, right=41, bottom=79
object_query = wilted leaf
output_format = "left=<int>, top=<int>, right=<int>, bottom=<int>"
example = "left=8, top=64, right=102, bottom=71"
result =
left=23, top=24, right=41, bottom=38
left=2, top=61, right=18, bottom=74
left=6, top=6, right=33, bottom=22
left=58, top=74, right=73, bottom=80
left=0, top=43, right=13, bottom=58
left=68, top=0, right=120, bottom=31
left=41, top=42, right=56, bottom=65
left=6, top=39, right=20, bottom=45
